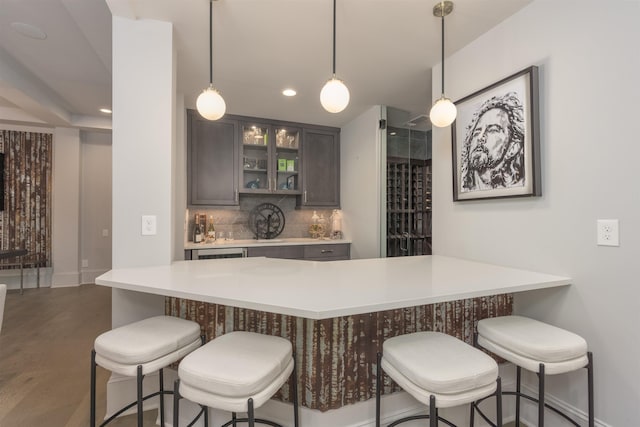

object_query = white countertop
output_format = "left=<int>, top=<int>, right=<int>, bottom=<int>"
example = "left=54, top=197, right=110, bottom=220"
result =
left=96, top=255, right=570, bottom=320
left=185, top=238, right=351, bottom=250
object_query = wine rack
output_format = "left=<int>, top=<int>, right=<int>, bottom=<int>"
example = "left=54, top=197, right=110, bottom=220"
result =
left=386, top=158, right=432, bottom=257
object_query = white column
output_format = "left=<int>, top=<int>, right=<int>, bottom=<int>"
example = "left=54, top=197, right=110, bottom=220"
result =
left=107, top=16, right=176, bottom=418
left=111, top=16, right=176, bottom=327
left=51, top=127, right=81, bottom=287
left=112, top=16, right=175, bottom=270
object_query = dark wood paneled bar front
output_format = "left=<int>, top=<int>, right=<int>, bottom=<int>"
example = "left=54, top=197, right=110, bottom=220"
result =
left=166, top=294, right=513, bottom=411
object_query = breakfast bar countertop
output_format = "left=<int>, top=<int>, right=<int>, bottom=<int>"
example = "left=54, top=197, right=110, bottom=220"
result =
left=96, top=255, right=571, bottom=320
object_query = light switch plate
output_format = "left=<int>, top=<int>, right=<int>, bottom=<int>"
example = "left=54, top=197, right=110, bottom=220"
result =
left=141, top=215, right=157, bottom=236
left=597, top=219, right=619, bottom=246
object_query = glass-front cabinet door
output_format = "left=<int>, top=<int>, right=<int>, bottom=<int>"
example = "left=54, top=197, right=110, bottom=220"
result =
left=240, top=121, right=301, bottom=194
left=274, top=126, right=300, bottom=193
left=241, top=122, right=270, bottom=193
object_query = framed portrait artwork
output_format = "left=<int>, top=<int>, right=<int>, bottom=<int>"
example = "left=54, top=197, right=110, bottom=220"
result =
left=452, top=66, right=541, bottom=201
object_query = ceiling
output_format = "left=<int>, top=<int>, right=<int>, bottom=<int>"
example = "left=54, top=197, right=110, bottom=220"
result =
left=0, top=0, right=533, bottom=130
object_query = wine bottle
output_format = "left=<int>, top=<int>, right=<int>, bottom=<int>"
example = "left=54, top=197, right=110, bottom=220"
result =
left=194, top=219, right=203, bottom=243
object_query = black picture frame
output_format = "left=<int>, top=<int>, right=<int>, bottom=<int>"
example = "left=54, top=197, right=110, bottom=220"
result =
left=452, top=66, right=541, bottom=201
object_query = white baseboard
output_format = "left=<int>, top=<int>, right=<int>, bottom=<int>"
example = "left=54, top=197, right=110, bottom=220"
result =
left=517, top=383, right=610, bottom=427
left=81, top=268, right=109, bottom=284
left=52, top=271, right=80, bottom=287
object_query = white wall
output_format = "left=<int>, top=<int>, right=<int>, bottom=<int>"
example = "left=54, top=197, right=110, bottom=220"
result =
left=433, top=1, right=639, bottom=425
left=52, top=127, right=81, bottom=287
left=340, top=106, right=384, bottom=259
left=80, top=131, right=112, bottom=284
left=111, top=16, right=175, bottom=271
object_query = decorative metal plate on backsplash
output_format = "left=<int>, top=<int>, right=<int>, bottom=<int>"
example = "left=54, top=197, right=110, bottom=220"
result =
left=248, top=203, right=285, bottom=239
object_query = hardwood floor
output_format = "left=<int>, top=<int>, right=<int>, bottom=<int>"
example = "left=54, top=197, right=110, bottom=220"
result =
left=0, top=284, right=156, bottom=427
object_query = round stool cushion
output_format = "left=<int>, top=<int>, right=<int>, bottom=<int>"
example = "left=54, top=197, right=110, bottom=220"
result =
left=178, top=331, right=293, bottom=413
left=477, top=315, right=588, bottom=374
left=382, top=331, right=498, bottom=408
left=95, top=315, right=201, bottom=375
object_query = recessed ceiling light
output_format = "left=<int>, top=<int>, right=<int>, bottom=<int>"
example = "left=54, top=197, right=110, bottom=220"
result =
left=282, top=89, right=297, bottom=97
left=10, top=22, right=47, bottom=40
left=389, top=132, right=397, bottom=136
left=99, top=108, right=112, bottom=114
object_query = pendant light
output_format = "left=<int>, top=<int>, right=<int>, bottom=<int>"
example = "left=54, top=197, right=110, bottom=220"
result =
left=320, top=0, right=350, bottom=113
left=197, top=0, right=226, bottom=120
left=429, top=1, right=457, bottom=128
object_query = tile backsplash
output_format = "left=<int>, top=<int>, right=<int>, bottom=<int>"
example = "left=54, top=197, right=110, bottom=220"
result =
left=187, top=195, right=334, bottom=242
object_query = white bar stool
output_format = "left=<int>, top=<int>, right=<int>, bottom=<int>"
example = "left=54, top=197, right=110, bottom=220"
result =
left=173, top=331, right=299, bottom=427
left=376, top=331, right=502, bottom=427
left=90, top=315, right=203, bottom=427
left=475, top=315, right=594, bottom=427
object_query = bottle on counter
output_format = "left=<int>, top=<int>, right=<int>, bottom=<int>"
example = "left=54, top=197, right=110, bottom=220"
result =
left=331, top=209, right=343, bottom=239
left=193, top=220, right=203, bottom=243
left=207, top=215, right=216, bottom=242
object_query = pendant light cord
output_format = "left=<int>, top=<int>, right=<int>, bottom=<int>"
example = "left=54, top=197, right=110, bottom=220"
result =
left=209, top=0, right=213, bottom=85
left=440, top=3, right=445, bottom=96
left=332, top=0, right=337, bottom=76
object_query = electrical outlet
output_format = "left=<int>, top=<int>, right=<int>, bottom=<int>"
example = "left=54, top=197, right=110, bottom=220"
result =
left=81, top=259, right=89, bottom=268
left=102, top=229, right=109, bottom=237
left=597, top=219, right=619, bottom=246
left=141, top=215, right=157, bottom=236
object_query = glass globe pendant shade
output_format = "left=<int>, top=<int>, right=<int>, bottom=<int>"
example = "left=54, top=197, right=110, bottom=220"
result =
left=196, top=85, right=226, bottom=120
left=429, top=96, right=457, bottom=127
left=320, top=78, right=350, bottom=113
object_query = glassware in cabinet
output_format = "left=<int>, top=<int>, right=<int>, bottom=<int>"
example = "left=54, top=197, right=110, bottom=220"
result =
left=275, top=127, right=300, bottom=192
left=241, top=123, right=270, bottom=192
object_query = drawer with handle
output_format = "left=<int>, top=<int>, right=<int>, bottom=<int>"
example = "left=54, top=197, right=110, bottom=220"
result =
left=303, top=243, right=350, bottom=261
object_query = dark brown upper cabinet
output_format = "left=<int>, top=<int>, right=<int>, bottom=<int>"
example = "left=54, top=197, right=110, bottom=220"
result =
left=187, top=110, right=240, bottom=206
left=187, top=111, right=340, bottom=208
left=300, top=128, right=340, bottom=208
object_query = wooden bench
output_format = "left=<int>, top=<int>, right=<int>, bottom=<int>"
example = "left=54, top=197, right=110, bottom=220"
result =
left=0, top=250, right=46, bottom=295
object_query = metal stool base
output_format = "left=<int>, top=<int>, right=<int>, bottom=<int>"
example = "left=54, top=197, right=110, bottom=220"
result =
left=473, top=332, right=594, bottom=427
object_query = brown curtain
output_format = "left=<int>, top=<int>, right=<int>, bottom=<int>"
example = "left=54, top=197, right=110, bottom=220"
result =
left=0, top=130, right=52, bottom=264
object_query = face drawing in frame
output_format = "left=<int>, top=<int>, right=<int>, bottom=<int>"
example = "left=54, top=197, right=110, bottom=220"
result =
left=460, top=91, right=525, bottom=193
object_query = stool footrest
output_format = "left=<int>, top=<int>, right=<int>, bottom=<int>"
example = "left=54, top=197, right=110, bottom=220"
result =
left=220, top=417, right=285, bottom=427
left=99, top=389, right=173, bottom=427
left=387, top=414, right=456, bottom=427
left=473, top=391, right=580, bottom=427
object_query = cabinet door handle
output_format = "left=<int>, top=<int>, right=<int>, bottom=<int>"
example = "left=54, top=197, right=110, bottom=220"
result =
left=304, top=190, right=307, bottom=203
left=400, top=232, right=410, bottom=253
left=234, top=188, right=238, bottom=202
left=321, top=249, right=333, bottom=254
left=273, top=178, right=277, bottom=192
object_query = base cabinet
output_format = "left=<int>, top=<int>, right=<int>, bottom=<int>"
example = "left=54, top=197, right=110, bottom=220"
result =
left=302, top=243, right=350, bottom=261
left=247, top=243, right=350, bottom=261
left=246, top=245, right=303, bottom=259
